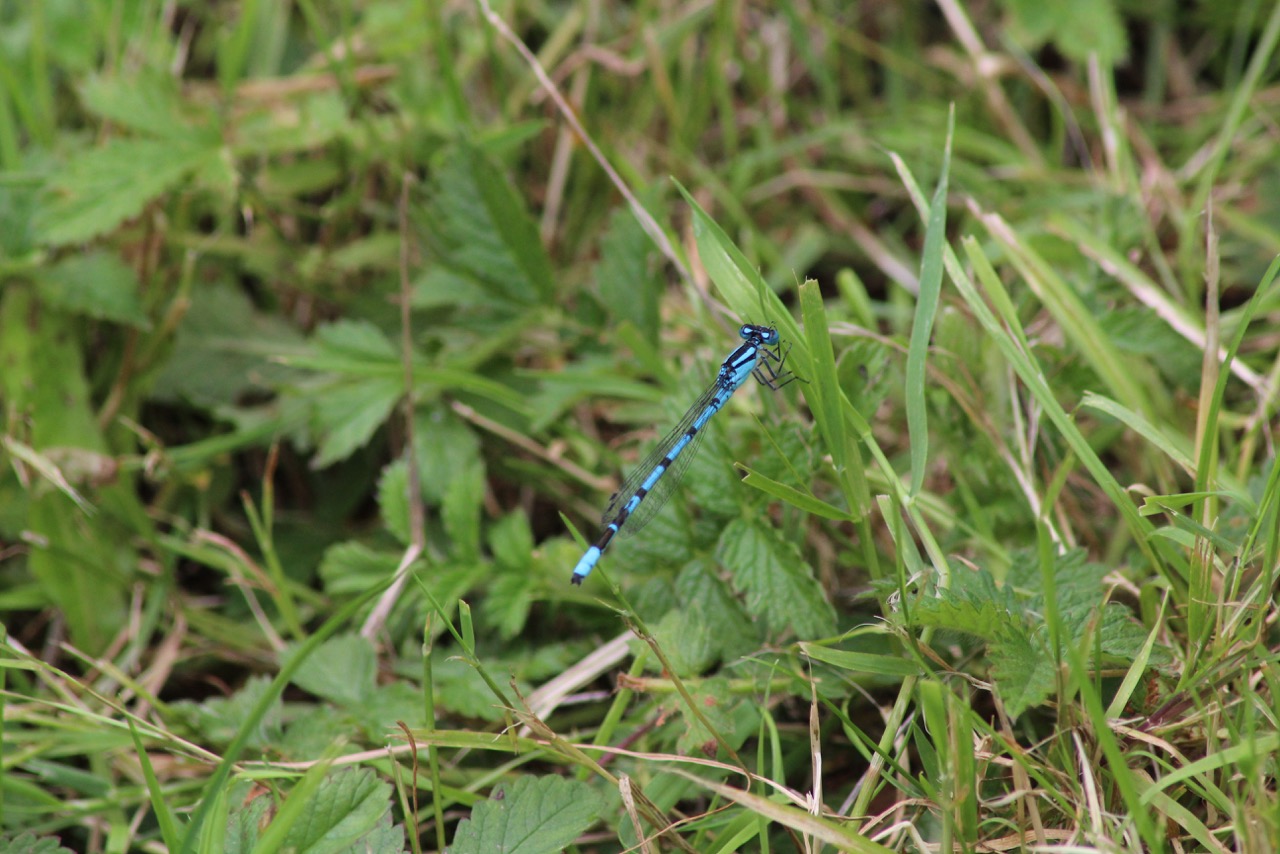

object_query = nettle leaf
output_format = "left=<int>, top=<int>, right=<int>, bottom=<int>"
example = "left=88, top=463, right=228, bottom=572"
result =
left=1035, top=549, right=1107, bottom=609
left=479, top=572, right=535, bottom=641
left=987, top=624, right=1057, bottom=719
left=595, top=199, right=661, bottom=345
left=674, top=676, right=759, bottom=757
left=313, top=319, right=398, bottom=362
left=286, top=633, right=377, bottom=706
left=415, top=407, right=483, bottom=505
left=909, top=561, right=1022, bottom=641
left=0, top=831, right=77, bottom=854
left=421, top=143, right=554, bottom=307
left=233, top=91, right=350, bottom=157
left=281, top=319, right=400, bottom=375
left=673, top=559, right=759, bottom=665
left=349, top=682, right=432, bottom=738
left=651, top=603, right=720, bottom=677
left=317, top=541, right=399, bottom=596
left=152, top=280, right=305, bottom=409
left=278, top=768, right=401, bottom=854
left=1097, top=603, right=1173, bottom=666
left=38, top=250, right=149, bottom=327
left=342, top=812, right=406, bottom=854
left=441, top=461, right=485, bottom=561
left=489, top=509, right=534, bottom=570
left=681, top=423, right=741, bottom=522
left=377, top=460, right=412, bottom=545
left=1013, top=549, right=1165, bottom=661
left=311, top=376, right=402, bottom=468
left=225, top=795, right=275, bottom=854
left=277, top=705, right=357, bottom=761
left=909, top=591, right=1013, bottom=641
left=912, top=552, right=1172, bottom=717
left=278, top=320, right=406, bottom=467
left=77, top=72, right=196, bottom=139
left=0, top=179, right=44, bottom=258
left=449, top=776, right=603, bottom=854
left=715, top=518, right=836, bottom=640
left=431, top=655, right=524, bottom=722
left=36, top=135, right=221, bottom=245
left=171, top=675, right=282, bottom=748
left=1001, top=0, right=1127, bottom=65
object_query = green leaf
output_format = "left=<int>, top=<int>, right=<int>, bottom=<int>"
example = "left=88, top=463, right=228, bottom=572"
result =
left=0, top=832, right=77, bottom=854
left=1002, top=0, right=1128, bottom=64
left=151, top=280, right=306, bottom=409
left=651, top=600, right=721, bottom=677
left=480, top=572, right=535, bottom=641
left=1097, top=603, right=1173, bottom=666
left=224, top=790, right=273, bottom=854
left=232, top=92, right=351, bottom=157
left=348, top=682, right=431, bottom=738
left=38, top=249, right=149, bottom=327
left=311, top=377, right=403, bottom=468
left=987, top=625, right=1057, bottom=720
left=906, top=109, right=951, bottom=498
left=442, top=461, right=485, bottom=561
left=377, top=460, right=411, bottom=545
left=611, top=504, right=696, bottom=575
left=328, top=232, right=401, bottom=274
left=171, top=675, right=282, bottom=748
left=0, top=284, right=136, bottom=652
left=284, top=322, right=400, bottom=375
left=421, top=143, right=554, bottom=307
left=0, top=180, right=41, bottom=258
left=1080, top=392, right=1195, bottom=475
left=676, top=676, right=750, bottom=756
left=489, top=509, right=534, bottom=570
left=277, top=768, right=400, bottom=854
left=676, top=181, right=810, bottom=376
left=596, top=199, right=661, bottom=345
left=800, top=279, right=872, bottom=522
left=334, top=812, right=405, bottom=854
left=715, top=518, right=836, bottom=640
left=77, top=71, right=196, bottom=139
left=277, top=706, right=358, bottom=761
left=430, top=654, right=525, bottom=722
left=287, top=634, right=377, bottom=706
left=317, top=541, right=400, bottom=596
left=673, top=559, right=759, bottom=663
left=908, top=567, right=1017, bottom=641
left=415, top=407, right=483, bottom=505
left=449, top=776, right=604, bottom=854
left=314, top=319, right=398, bottom=361
left=36, top=135, right=220, bottom=245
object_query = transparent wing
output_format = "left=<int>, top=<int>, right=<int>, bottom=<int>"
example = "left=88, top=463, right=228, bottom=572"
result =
left=602, top=379, right=731, bottom=538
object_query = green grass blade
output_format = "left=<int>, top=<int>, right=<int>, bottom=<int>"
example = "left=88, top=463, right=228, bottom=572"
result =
left=736, top=463, right=855, bottom=522
left=674, top=179, right=809, bottom=369
left=128, top=720, right=181, bottom=851
left=799, top=280, right=871, bottom=521
left=957, top=236, right=1174, bottom=585
left=905, top=107, right=952, bottom=499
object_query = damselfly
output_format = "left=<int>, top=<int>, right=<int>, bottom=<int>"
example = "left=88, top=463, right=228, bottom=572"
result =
left=570, top=323, right=798, bottom=585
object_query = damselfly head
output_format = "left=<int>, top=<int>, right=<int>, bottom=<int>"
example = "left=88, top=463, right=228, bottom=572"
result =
left=740, top=324, right=779, bottom=345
